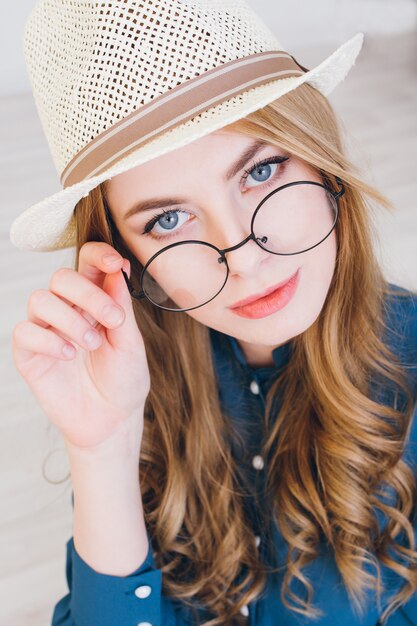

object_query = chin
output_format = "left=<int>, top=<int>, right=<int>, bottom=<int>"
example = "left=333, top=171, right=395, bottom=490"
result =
left=227, top=320, right=303, bottom=347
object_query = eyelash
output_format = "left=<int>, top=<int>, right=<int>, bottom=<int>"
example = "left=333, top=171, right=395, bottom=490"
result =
left=142, top=155, right=289, bottom=240
left=240, top=155, right=289, bottom=185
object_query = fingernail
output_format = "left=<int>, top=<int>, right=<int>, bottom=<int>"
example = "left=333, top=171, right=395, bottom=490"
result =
left=83, top=329, right=102, bottom=347
left=103, top=254, right=121, bottom=265
left=102, top=303, right=125, bottom=326
left=62, top=344, right=76, bottom=358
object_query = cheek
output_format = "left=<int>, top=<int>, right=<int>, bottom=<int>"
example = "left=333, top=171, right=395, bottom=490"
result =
left=308, top=228, right=338, bottom=286
left=288, top=230, right=337, bottom=327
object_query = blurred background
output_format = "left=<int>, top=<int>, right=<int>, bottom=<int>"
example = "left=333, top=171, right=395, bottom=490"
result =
left=1, top=1, right=416, bottom=624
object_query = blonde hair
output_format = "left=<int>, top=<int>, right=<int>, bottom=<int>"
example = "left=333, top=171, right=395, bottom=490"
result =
left=71, top=82, right=417, bottom=625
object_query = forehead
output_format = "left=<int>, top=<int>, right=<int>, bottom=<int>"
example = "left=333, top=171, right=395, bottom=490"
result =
left=105, top=130, right=270, bottom=189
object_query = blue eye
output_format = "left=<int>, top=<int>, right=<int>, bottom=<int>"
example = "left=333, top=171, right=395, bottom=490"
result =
left=241, top=155, right=289, bottom=188
left=142, top=208, right=190, bottom=239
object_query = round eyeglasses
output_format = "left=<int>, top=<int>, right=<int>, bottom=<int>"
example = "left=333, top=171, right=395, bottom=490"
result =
left=121, top=176, right=345, bottom=312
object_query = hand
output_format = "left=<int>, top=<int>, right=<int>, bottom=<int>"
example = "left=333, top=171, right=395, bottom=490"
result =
left=12, top=242, right=150, bottom=450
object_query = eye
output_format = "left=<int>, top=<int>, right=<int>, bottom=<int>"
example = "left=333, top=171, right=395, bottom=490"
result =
left=241, top=155, right=289, bottom=189
left=142, top=208, right=191, bottom=240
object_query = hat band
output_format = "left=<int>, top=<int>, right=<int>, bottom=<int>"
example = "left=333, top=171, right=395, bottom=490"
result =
left=61, top=50, right=308, bottom=189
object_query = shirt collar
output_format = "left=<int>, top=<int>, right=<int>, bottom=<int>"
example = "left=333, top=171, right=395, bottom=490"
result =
left=209, top=327, right=292, bottom=372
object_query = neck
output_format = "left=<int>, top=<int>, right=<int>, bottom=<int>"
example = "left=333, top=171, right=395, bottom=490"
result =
left=236, top=338, right=276, bottom=368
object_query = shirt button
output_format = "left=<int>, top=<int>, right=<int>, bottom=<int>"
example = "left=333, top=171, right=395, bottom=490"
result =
left=134, top=585, right=152, bottom=599
left=240, top=604, right=249, bottom=616
left=137, top=623, right=152, bottom=626
left=255, top=535, right=261, bottom=547
left=249, top=380, right=260, bottom=394
left=252, top=454, right=264, bottom=470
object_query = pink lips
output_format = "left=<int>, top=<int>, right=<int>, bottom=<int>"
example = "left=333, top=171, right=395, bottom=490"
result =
left=229, top=268, right=300, bottom=320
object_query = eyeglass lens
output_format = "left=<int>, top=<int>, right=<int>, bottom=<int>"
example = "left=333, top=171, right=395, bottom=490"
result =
left=140, top=182, right=337, bottom=311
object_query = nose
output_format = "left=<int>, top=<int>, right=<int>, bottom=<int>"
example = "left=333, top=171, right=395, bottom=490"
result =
left=209, top=201, right=269, bottom=277
left=222, top=233, right=270, bottom=278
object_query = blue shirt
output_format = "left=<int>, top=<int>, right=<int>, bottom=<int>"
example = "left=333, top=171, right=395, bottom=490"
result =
left=51, top=283, right=417, bottom=626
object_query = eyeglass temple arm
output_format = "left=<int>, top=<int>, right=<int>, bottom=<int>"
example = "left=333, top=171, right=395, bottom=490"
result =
left=333, top=176, right=345, bottom=199
left=121, top=269, right=146, bottom=299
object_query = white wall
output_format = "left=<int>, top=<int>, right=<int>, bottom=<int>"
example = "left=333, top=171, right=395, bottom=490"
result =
left=0, top=0, right=36, bottom=97
left=257, top=0, right=417, bottom=50
left=1, top=0, right=416, bottom=97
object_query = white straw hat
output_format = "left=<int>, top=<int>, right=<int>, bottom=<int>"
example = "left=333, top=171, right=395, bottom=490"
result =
left=10, top=0, right=364, bottom=252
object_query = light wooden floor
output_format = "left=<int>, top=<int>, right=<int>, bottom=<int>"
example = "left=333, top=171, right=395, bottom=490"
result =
left=1, top=30, right=416, bottom=625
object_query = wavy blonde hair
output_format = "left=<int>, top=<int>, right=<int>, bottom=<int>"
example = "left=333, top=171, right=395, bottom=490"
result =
left=70, top=82, right=417, bottom=625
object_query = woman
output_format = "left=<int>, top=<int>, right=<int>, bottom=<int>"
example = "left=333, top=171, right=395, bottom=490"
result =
left=10, top=1, right=417, bottom=625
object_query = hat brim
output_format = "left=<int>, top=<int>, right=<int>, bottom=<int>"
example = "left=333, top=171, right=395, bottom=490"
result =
left=10, top=32, right=363, bottom=252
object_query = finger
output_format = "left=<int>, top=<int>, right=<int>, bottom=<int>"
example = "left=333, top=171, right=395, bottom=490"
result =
left=77, top=241, right=126, bottom=287
left=58, top=297, right=97, bottom=327
left=23, top=301, right=98, bottom=343
left=47, top=271, right=126, bottom=331
left=25, top=292, right=96, bottom=330
left=27, top=290, right=105, bottom=352
left=97, top=258, right=142, bottom=352
left=12, top=320, right=78, bottom=369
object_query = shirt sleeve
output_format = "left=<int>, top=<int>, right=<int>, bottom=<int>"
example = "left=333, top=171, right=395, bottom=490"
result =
left=50, top=493, right=181, bottom=626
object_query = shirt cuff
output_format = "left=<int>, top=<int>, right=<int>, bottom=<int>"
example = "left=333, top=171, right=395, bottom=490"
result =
left=69, top=529, right=162, bottom=626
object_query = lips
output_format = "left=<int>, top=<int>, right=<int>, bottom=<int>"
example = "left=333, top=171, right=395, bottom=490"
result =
left=229, top=269, right=299, bottom=309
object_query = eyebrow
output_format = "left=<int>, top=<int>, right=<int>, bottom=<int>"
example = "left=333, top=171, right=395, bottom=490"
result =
left=122, top=138, right=269, bottom=221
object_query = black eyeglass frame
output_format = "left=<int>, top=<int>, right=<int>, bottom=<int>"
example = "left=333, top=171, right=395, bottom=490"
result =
left=121, top=176, right=345, bottom=312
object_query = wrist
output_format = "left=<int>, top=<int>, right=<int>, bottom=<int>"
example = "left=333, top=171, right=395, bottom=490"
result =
left=64, top=409, right=144, bottom=464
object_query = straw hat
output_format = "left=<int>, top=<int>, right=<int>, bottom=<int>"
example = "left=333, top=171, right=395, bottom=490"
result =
left=9, top=0, right=364, bottom=252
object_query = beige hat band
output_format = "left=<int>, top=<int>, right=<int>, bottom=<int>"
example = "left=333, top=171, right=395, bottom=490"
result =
left=60, top=50, right=308, bottom=189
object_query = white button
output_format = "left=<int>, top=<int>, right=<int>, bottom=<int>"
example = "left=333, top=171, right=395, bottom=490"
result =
left=134, top=585, right=152, bottom=599
left=137, top=623, right=152, bottom=626
left=240, top=604, right=249, bottom=616
left=255, top=535, right=261, bottom=547
left=249, top=380, right=260, bottom=394
left=252, top=454, right=264, bottom=470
